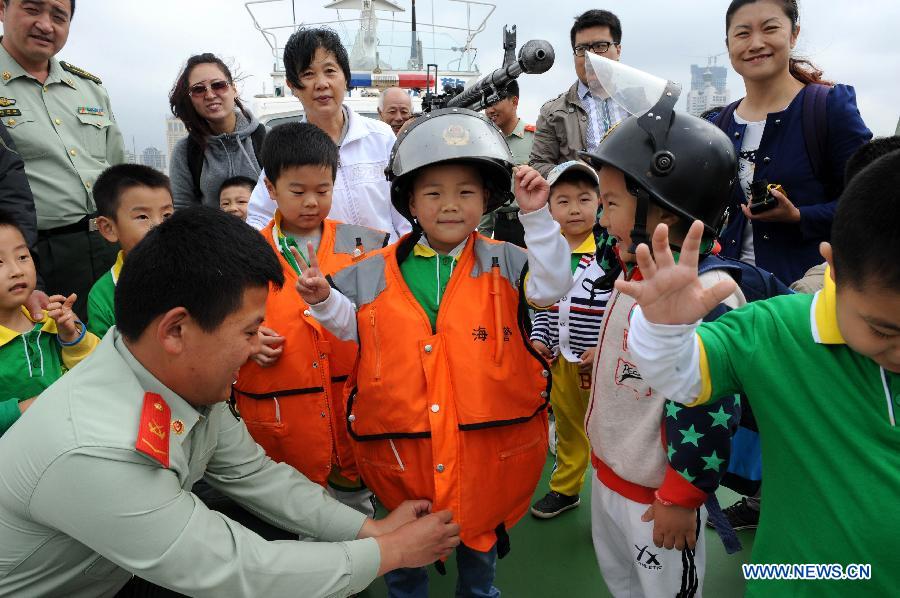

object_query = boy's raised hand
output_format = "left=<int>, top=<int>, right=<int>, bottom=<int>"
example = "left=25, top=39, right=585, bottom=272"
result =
left=513, top=165, right=550, bottom=214
left=614, top=221, right=737, bottom=325
left=47, top=293, right=80, bottom=343
left=292, top=243, right=331, bottom=305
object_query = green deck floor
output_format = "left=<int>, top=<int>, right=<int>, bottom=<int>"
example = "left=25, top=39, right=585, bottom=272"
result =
left=359, top=453, right=756, bottom=597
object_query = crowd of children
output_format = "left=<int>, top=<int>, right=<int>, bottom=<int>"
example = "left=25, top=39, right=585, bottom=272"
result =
left=1, top=46, right=899, bottom=598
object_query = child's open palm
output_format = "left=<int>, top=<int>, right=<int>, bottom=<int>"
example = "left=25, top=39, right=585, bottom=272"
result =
left=292, top=243, right=331, bottom=305
left=614, top=221, right=737, bottom=325
left=47, top=293, right=80, bottom=343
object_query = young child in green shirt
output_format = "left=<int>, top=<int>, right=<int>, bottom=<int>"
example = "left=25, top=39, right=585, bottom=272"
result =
left=0, top=210, right=98, bottom=435
left=620, top=149, right=900, bottom=597
left=87, top=165, right=174, bottom=338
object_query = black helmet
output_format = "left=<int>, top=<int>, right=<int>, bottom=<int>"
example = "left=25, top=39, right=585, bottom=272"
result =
left=578, top=56, right=736, bottom=250
left=386, top=108, right=515, bottom=222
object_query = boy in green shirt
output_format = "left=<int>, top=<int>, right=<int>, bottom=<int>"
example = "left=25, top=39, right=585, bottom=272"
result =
left=620, top=149, right=900, bottom=597
left=0, top=210, right=98, bottom=435
left=87, top=165, right=174, bottom=338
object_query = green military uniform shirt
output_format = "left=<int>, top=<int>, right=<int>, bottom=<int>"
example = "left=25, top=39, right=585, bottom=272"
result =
left=0, top=331, right=380, bottom=598
left=479, top=118, right=535, bottom=236
left=0, top=39, right=125, bottom=229
left=86, top=250, right=123, bottom=338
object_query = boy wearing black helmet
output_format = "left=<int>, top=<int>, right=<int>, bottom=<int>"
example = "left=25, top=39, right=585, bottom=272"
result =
left=294, top=109, right=571, bottom=596
left=579, top=60, right=758, bottom=597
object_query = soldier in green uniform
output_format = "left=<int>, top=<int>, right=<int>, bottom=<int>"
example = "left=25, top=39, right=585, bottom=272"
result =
left=0, top=0, right=124, bottom=320
left=481, top=80, right=535, bottom=247
left=0, top=207, right=459, bottom=598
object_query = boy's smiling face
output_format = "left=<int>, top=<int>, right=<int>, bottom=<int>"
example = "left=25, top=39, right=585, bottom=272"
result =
left=409, top=162, right=487, bottom=254
left=265, top=165, right=334, bottom=237
left=0, top=225, right=36, bottom=312
left=220, top=186, right=251, bottom=221
left=549, top=180, right=599, bottom=242
left=98, top=186, right=174, bottom=255
left=825, top=245, right=900, bottom=373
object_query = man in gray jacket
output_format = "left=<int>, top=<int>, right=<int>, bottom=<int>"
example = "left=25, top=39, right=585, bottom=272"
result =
left=529, top=9, right=628, bottom=176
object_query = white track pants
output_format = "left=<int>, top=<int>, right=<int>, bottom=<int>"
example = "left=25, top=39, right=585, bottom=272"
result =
left=591, top=476, right=707, bottom=598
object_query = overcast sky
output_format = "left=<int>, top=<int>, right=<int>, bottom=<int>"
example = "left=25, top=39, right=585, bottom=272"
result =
left=17, top=0, right=899, bottom=156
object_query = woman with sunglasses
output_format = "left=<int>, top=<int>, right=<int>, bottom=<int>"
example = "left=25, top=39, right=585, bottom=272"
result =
left=168, top=53, right=265, bottom=209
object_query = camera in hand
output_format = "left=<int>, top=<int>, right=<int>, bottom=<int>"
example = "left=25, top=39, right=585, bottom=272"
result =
left=748, top=180, right=782, bottom=215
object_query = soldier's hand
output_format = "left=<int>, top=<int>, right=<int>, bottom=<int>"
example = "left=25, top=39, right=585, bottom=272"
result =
left=18, top=397, right=36, bottom=414
left=376, top=499, right=432, bottom=535
left=250, top=326, right=284, bottom=368
left=376, top=510, right=460, bottom=574
left=615, top=222, right=736, bottom=325
left=292, top=244, right=331, bottom=305
left=47, top=293, right=80, bottom=343
left=513, top=165, right=551, bottom=214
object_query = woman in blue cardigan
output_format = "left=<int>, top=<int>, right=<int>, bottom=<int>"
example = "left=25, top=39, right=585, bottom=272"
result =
left=711, top=0, right=871, bottom=287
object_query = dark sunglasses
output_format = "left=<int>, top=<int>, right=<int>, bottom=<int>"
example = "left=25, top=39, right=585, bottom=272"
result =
left=189, top=80, right=231, bottom=97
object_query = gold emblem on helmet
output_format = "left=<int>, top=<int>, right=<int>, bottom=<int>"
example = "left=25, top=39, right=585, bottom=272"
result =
left=442, top=124, right=470, bottom=146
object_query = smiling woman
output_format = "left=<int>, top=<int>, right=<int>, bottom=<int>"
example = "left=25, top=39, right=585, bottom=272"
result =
left=167, top=53, right=265, bottom=210
left=707, top=0, right=872, bottom=287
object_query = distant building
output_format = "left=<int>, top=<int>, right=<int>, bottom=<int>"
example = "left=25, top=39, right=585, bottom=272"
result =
left=686, top=67, right=729, bottom=118
left=691, top=64, right=727, bottom=95
left=141, top=147, right=166, bottom=172
left=166, top=116, right=188, bottom=164
left=124, top=150, right=139, bottom=164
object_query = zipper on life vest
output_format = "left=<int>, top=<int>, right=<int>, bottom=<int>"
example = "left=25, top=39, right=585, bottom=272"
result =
left=370, top=308, right=382, bottom=380
left=491, top=257, right=504, bottom=365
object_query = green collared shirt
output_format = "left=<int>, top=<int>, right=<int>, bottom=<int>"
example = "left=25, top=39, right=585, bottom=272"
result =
left=0, top=330, right=380, bottom=598
left=478, top=118, right=535, bottom=235
left=506, top=118, right=535, bottom=166
left=0, top=39, right=125, bottom=229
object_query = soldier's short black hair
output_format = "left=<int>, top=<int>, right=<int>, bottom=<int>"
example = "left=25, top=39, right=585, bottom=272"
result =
left=115, top=207, right=284, bottom=341
left=218, top=176, right=257, bottom=199
left=260, top=122, right=339, bottom=185
left=832, top=150, right=900, bottom=291
left=571, top=9, right=622, bottom=48
left=93, top=164, right=171, bottom=220
left=283, top=27, right=352, bottom=91
left=845, top=136, right=900, bottom=184
left=2, top=0, right=74, bottom=18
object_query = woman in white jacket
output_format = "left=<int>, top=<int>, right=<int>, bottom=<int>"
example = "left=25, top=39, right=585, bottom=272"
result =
left=246, top=29, right=409, bottom=241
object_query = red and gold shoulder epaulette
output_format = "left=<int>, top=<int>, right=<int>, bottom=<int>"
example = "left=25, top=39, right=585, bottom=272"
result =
left=136, top=392, right=170, bottom=467
left=524, top=124, right=536, bottom=133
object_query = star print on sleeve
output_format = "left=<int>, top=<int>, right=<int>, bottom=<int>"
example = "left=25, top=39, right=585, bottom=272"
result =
left=665, top=395, right=741, bottom=495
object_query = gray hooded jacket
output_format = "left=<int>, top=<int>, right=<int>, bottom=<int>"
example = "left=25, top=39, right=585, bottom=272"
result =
left=170, top=110, right=262, bottom=209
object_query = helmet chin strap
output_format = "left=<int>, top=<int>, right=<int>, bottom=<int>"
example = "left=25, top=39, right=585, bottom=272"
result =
left=628, top=187, right=651, bottom=253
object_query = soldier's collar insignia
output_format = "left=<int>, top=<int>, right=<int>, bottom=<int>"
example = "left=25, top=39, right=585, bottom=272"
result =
left=1, top=72, right=11, bottom=82
left=171, top=419, right=185, bottom=435
left=136, top=392, right=171, bottom=467
left=442, top=124, right=470, bottom=146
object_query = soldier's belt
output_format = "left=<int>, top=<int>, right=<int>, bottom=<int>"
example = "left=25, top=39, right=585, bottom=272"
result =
left=38, top=215, right=100, bottom=238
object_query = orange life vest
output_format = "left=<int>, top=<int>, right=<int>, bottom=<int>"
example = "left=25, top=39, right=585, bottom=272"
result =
left=233, top=218, right=388, bottom=486
left=335, top=232, right=550, bottom=551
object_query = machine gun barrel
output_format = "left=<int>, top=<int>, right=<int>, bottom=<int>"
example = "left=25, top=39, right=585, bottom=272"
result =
left=446, top=39, right=555, bottom=111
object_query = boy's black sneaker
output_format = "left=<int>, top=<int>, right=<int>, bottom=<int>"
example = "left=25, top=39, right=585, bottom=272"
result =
left=711, top=497, right=759, bottom=531
left=530, top=491, right=580, bottom=519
